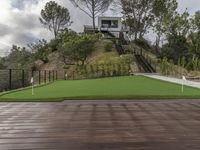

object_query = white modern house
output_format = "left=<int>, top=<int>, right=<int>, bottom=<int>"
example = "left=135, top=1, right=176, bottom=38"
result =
left=84, top=16, right=129, bottom=38
left=98, top=17, right=122, bottom=32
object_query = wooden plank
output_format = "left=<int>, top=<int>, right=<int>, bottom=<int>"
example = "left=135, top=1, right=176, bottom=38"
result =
left=0, top=101, right=200, bottom=150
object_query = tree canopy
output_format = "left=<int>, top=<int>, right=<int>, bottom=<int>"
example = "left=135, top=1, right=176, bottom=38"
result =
left=121, top=0, right=154, bottom=39
left=39, top=1, right=72, bottom=38
left=152, top=0, right=178, bottom=53
left=59, top=33, right=99, bottom=65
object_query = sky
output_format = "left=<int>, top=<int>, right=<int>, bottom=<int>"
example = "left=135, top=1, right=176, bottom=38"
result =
left=0, top=0, right=200, bottom=56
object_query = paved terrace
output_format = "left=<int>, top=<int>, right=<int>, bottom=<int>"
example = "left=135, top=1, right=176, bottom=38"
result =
left=0, top=100, right=200, bottom=150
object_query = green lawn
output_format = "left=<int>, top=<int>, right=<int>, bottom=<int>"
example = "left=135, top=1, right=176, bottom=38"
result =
left=0, top=76, right=200, bottom=101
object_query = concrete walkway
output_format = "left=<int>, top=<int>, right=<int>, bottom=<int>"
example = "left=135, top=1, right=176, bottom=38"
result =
left=139, top=74, right=200, bottom=89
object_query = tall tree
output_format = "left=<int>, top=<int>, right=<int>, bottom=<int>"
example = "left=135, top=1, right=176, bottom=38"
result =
left=39, top=1, right=72, bottom=38
left=164, top=11, right=190, bottom=39
left=188, top=11, right=200, bottom=57
left=192, top=11, right=200, bottom=31
left=188, top=32, right=200, bottom=57
left=70, top=0, right=113, bottom=31
left=152, top=0, right=178, bottom=53
left=121, top=0, right=154, bottom=40
left=161, top=11, right=190, bottom=61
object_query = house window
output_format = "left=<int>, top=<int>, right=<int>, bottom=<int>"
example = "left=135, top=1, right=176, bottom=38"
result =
left=101, top=20, right=118, bottom=28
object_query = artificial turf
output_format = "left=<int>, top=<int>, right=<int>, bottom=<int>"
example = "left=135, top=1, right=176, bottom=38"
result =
left=0, top=76, right=200, bottom=101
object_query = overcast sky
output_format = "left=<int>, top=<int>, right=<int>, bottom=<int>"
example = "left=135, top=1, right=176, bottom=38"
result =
left=0, top=0, right=200, bottom=56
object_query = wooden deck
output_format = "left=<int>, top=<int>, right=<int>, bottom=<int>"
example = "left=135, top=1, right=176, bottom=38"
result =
left=0, top=100, right=200, bottom=150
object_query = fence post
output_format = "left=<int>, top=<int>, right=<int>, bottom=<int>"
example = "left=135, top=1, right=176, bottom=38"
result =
left=9, top=69, right=12, bottom=90
left=64, top=70, right=66, bottom=80
left=22, top=69, right=25, bottom=87
left=56, top=71, right=58, bottom=80
left=32, top=70, right=34, bottom=77
left=39, top=70, right=41, bottom=84
left=53, top=71, right=55, bottom=81
left=49, top=71, right=51, bottom=82
left=73, top=71, right=75, bottom=80
left=44, top=70, right=46, bottom=83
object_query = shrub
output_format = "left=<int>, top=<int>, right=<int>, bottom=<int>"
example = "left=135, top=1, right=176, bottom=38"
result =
left=105, top=42, right=114, bottom=52
left=134, top=38, right=151, bottom=50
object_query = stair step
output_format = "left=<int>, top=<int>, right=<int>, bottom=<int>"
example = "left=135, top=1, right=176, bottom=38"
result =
left=135, top=55, right=156, bottom=73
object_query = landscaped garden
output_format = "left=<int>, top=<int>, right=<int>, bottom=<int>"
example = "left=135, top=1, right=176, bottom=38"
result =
left=0, top=76, right=200, bottom=102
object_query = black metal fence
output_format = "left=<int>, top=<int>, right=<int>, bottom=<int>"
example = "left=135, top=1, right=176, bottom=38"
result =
left=0, top=69, right=58, bottom=92
left=0, top=64, right=131, bottom=92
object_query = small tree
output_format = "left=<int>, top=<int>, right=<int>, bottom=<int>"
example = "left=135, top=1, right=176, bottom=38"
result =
left=161, top=11, right=190, bottom=62
left=74, top=34, right=98, bottom=65
left=59, top=32, right=77, bottom=65
left=60, top=34, right=99, bottom=65
left=4, top=45, right=34, bottom=69
left=39, top=1, right=72, bottom=38
left=28, top=39, right=51, bottom=63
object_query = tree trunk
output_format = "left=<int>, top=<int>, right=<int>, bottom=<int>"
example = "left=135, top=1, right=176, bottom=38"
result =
left=155, top=18, right=163, bottom=54
left=92, top=15, right=96, bottom=32
left=53, top=27, right=57, bottom=38
left=92, top=0, right=96, bottom=32
left=134, top=32, right=138, bottom=40
left=139, top=32, right=143, bottom=39
left=155, top=33, right=161, bottom=54
left=81, top=60, right=85, bottom=66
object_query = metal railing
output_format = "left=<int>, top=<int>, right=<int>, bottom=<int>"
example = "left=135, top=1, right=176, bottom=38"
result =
left=133, top=46, right=158, bottom=73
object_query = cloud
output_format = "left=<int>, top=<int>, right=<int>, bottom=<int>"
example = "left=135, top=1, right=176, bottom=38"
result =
left=0, top=24, right=10, bottom=37
left=177, top=0, right=200, bottom=15
left=0, top=0, right=93, bottom=56
left=10, top=31, right=37, bottom=45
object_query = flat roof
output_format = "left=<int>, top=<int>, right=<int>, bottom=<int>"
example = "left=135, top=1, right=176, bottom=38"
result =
left=98, top=16, right=122, bottom=19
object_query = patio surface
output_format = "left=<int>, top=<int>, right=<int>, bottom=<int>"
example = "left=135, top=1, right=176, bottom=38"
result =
left=0, top=100, right=200, bottom=150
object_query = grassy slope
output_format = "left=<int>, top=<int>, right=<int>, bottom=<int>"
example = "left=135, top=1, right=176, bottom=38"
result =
left=1, top=76, right=200, bottom=101
left=38, top=39, right=119, bottom=71
left=88, top=39, right=126, bottom=64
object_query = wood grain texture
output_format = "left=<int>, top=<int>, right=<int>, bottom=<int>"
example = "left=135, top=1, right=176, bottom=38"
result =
left=0, top=100, right=200, bottom=150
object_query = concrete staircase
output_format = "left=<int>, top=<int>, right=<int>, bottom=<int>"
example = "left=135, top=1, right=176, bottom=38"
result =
left=135, top=55, right=156, bottom=73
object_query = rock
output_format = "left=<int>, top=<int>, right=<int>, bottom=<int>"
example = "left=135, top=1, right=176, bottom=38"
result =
left=48, top=52, right=60, bottom=62
left=34, top=60, right=44, bottom=68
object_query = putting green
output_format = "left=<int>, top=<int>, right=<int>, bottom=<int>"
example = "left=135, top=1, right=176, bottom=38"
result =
left=0, top=76, right=200, bottom=101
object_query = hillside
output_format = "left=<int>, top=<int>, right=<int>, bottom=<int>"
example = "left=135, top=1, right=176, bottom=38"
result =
left=35, top=39, right=138, bottom=79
